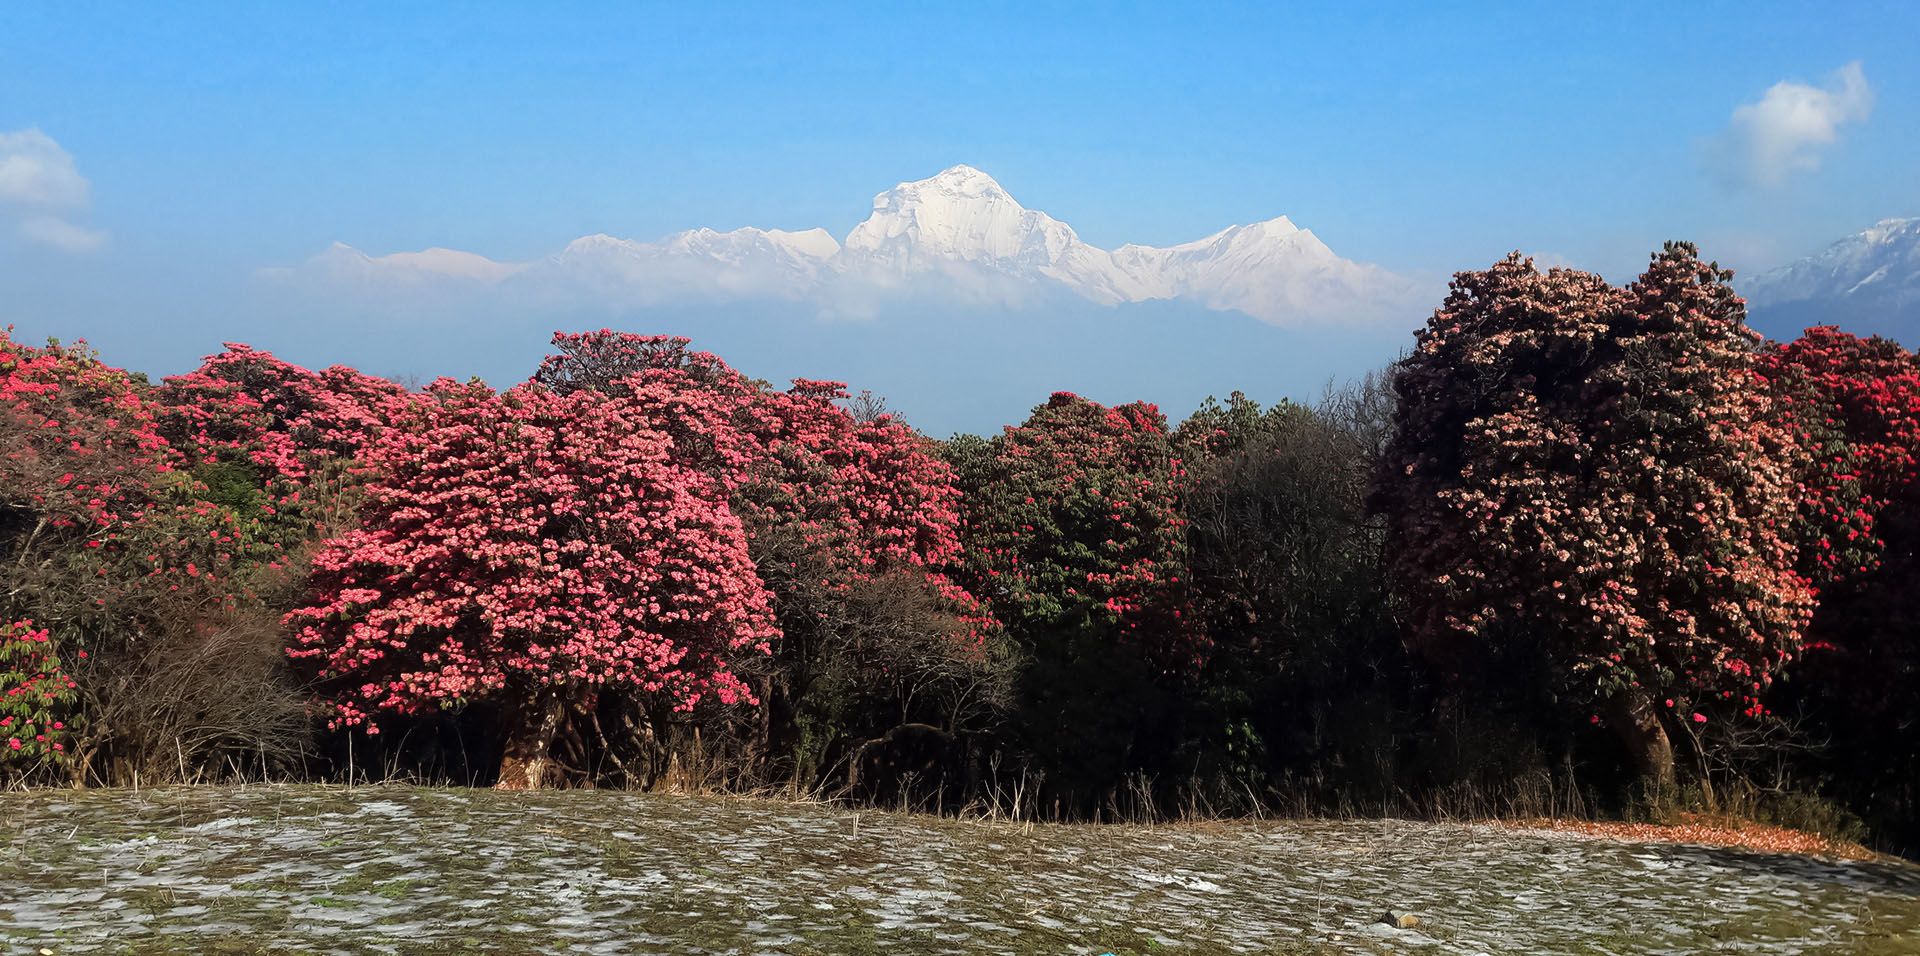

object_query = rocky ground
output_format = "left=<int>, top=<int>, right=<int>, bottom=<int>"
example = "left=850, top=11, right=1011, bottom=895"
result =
left=3, top=785, right=1917, bottom=954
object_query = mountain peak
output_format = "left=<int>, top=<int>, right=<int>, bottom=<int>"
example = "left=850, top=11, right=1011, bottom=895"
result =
left=1744, top=217, right=1920, bottom=341
left=1241, top=214, right=1301, bottom=238
left=909, top=164, right=1009, bottom=200
left=311, top=242, right=517, bottom=281
left=844, top=164, right=1065, bottom=268
left=1863, top=217, right=1920, bottom=243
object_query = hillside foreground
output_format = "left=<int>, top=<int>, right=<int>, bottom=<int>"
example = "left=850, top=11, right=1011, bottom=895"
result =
left=3, top=786, right=1918, bottom=954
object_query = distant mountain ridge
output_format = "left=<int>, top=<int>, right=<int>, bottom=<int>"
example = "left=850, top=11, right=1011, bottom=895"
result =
left=281, top=165, right=1422, bottom=326
left=1744, top=218, right=1920, bottom=342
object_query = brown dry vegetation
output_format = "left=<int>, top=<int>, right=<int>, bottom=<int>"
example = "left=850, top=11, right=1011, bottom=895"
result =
left=1499, top=813, right=1880, bottom=862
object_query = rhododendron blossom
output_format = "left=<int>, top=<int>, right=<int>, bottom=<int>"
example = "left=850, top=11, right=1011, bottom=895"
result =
left=0, top=620, right=77, bottom=770
left=1761, top=327, right=1920, bottom=810
left=1, top=329, right=272, bottom=612
left=287, top=378, right=781, bottom=747
left=159, top=343, right=412, bottom=483
left=293, top=331, right=991, bottom=788
left=1759, top=327, right=1920, bottom=586
left=535, top=331, right=988, bottom=642
left=1375, top=245, right=1814, bottom=784
left=157, top=344, right=415, bottom=548
left=957, top=391, right=1194, bottom=662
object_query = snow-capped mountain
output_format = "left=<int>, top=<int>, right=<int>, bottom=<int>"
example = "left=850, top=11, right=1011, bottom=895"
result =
left=838, top=165, right=1142, bottom=304
left=1112, top=216, right=1409, bottom=322
left=1745, top=218, right=1920, bottom=340
left=274, top=165, right=1422, bottom=326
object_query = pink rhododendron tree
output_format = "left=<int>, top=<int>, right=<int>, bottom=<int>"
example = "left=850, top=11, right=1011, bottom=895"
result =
left=287, top=377, right=780, bottom=789
left=158, top=344, right=414, bottom=543
left=1, top=331, right=174, bottom=546
left=1375, top=245, right=1815, bottom=786
left=1760, top=327, right=1920, bottom=823
left=530, top=331, right=995, bottom=788
left=531, top=333, right=983, bottom=627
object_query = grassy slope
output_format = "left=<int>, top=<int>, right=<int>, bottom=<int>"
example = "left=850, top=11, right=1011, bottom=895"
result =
left=3, top=785, right=1917, bottom=955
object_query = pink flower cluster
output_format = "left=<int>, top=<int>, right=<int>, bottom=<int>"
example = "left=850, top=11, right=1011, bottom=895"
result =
left=290, top=330, right=988, bottom=729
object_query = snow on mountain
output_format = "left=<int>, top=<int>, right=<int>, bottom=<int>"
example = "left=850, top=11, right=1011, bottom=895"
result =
left=1112, top=216, right=1414, bottom=323
left=657, top=226, right=841, bottom=264
left=1746, top=218, right=1920, bottom=306
left=1744, top=218, right=1920, bottom=340
left=839, top=165, right=1143, bottom=304
left=269, top=165, right=1417, bottom=326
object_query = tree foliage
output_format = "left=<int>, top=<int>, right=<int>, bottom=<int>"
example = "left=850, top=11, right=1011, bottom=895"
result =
left=1761, top=326, right=1920, bottom=840
left=957, top=392, right=1192, bottom=652
left=9, top=281, right=1920, bottom=844
left=1375, top=246, right=1815, bottom=783
left=528, top=331, right=998, bottom=792
left=1172, top=383, right=1405, bottom=802
left=157, top=343, right=414, bottom=547
left=0, top=330, right=306, bottom=784
left=951, top=392, right=1194, bottom=801
left=286, top=377, right=780, bottom=788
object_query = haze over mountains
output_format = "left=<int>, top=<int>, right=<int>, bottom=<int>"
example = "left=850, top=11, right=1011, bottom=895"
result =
left=277, top=165, right=1424, bottom=327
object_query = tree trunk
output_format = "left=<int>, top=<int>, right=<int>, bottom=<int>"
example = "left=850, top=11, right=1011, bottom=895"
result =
left=846, top=723, right=954, bottom=794
left=1606, top=687, right=1675, bottom=790
left=756, top=674, right=775, bottom=783
left=496, top=690, right=566, bottom=790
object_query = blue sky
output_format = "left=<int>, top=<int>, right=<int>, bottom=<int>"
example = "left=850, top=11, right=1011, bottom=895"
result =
left=2, top=3, right=1916, bottom=433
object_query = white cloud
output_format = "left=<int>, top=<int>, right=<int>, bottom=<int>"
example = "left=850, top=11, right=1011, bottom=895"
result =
left=0, top=128, right=90, bottom=206
left=0, top=127, right=107, bottom=253
left=17, top=215, right=107, bottom=253
left=1707, top=61, right=1874, bottom=189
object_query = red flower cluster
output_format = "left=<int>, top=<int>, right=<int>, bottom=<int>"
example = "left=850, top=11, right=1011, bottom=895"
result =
left=1758, top=327, right=1920, bottom=586
left=0, top=620, right=76, bottom=765
left=157, top=344, right=416, bottom=546
left=1761, top=327, right=1920, bottom=746
left=957, top=391, right=1195, bottom=666
left=2, top=330, right=172, bottom=540
left=159, top=343, right=411, bottom=483
left=536, top=331, right=988, bottom=641
left=286, top=377, right=779, bottom=727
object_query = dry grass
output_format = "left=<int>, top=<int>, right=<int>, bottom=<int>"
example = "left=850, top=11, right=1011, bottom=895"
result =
left=1497, top=812, right=1881, bottom=861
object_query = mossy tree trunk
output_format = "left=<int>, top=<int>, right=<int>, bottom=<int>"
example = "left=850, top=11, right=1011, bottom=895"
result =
left=497, top=689, right=567, bottom=790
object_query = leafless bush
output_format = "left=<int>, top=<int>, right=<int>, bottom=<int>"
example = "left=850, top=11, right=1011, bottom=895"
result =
left=66, top=602, right=312, bottom=786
